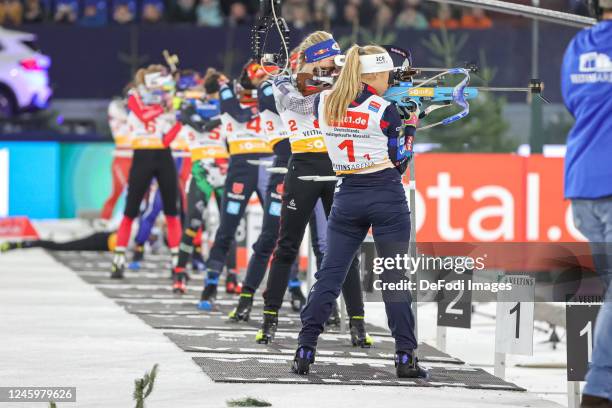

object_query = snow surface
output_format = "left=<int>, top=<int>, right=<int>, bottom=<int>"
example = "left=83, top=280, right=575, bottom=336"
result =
left=0, top=220, right=569, bottom=407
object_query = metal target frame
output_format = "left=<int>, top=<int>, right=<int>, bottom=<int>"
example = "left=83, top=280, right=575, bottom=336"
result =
left=425, top=0, right=596, bottom=27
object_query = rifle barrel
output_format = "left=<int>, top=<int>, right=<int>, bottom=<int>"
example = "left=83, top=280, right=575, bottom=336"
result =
left=477, top=87, right=531, bottom=92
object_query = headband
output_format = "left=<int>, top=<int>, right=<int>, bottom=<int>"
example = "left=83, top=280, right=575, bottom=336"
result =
left=359, top=52, right=394, bottom=74
left=304, top=38, right=341, bottom=63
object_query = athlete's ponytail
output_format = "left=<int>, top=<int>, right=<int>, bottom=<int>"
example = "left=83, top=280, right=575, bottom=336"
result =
left=324, top=45, right=361, bottom=125
left=325, top=45, right=386, bottom=125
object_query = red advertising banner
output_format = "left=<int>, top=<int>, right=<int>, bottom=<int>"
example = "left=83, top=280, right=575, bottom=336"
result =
left=408, top=154, right=592, bottom=271
left=0, top=217, right=39, bottom=239
left=410, top=154, right=585, bottom=243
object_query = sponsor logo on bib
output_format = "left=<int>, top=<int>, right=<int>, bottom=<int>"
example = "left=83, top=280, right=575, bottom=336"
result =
left=332, top=111, right=369, bottom=130
left=368, top=101, right=381, bottom=113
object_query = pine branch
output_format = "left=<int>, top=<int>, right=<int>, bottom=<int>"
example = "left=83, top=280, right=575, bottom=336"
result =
left=227, top=397, right=272, bottom=407
left=133, top=364, right=159, bottom=408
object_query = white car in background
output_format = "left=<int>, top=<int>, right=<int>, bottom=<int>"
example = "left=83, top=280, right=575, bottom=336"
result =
left=0, top=27, right=52, bottom=118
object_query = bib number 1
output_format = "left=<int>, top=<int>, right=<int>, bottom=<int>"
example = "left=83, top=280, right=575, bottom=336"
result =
left=338, top=140, right=355, bottom=162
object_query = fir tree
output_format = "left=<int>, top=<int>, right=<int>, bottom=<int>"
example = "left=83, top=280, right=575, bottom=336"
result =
left=420, top=29, right=517, bottom=152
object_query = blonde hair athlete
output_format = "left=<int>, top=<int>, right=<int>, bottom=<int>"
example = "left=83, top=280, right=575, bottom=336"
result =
left=294, top=44, right=425, bottom=379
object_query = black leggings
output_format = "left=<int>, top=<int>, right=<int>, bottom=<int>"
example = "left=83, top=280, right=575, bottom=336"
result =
left=205, top=153, right=270, bottom=275
left=21, top=232, right=113, bottom=251
left=176, top=174, right=238, bottom=270
left=263, top=153, right=364, bottom=317
left=242, top=154, right=326, bottom=293
left=124, top=149, right=179, bottom=218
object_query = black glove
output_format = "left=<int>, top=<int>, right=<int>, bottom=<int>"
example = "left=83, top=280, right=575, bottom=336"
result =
left=396, top=104, right=416, bottom=120
left=178, top=104, right=206, bottom=132
left=204, top=72, right=222, bottom=94
left=203, top=118, right=221, bottom=132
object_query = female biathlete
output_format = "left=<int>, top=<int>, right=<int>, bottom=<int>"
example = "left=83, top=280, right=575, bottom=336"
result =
left=228, top=64, right=325, bottom=322
left=197, top=63, right=274, bottom=310
left=171, top=79, right=231, bottom=293
left=110, top=65, right=183, bottom=279
left=292, top=45, right=426, bottom=378
left=128, top=71, right=204, bottom=271
left=254, top=31, right=371, bottom=347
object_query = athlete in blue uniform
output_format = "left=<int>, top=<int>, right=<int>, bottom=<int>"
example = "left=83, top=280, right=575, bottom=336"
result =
left=292, top=44, right=426, bottom=379
left=198, top=63, right=274, bottom=310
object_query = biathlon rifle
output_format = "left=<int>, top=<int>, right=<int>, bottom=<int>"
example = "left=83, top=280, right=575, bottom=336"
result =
left=384, top=63, right=548, bottom=130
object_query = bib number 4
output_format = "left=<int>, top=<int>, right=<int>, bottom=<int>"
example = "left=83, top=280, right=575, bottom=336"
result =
left=246, top=117, right=262, bottom=133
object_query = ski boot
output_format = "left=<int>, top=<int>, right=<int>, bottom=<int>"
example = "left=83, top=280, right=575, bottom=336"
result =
left=395, top=351, right=428, bottom=378
left=349, top=316, right=374, bottom=348
left=326, top=302, right=341, bottom=327
left=225, top=271, right=239, bottom=294
left=0, top=241, right=20, bottom=253
left=110, top=250, right=126, bottom=279
left=228, top=292, right=254, bottom=322
left=128, top=245, right=144, bottom=271
left=172, top=267, right=188, bottom=294
left=288, top=279, right=306, bottom=312
left=191, top=248, right=206, bottom=273
left=291, top=345, right=316, bottom=375
left=197, top=273, right=219, bottom=311
left=255, top=310, right=278, bottom=344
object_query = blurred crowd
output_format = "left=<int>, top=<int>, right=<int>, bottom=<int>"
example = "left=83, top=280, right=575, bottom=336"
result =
left=0, top=0, right=590, bottom=28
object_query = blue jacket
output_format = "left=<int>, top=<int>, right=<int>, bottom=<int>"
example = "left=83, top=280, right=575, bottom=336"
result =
left=561, top=20, right=612, bottom=199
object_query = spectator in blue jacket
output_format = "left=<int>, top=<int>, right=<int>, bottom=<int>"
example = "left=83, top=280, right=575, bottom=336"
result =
left=142, top=0, right=164, bottom=23
left=80, top=0, right=108, bottom=26
left=196, top=0, right=223, bottom=26
left=112, top=0, right=136, bottom=24
left=561, top=1, right=612, bottom=406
